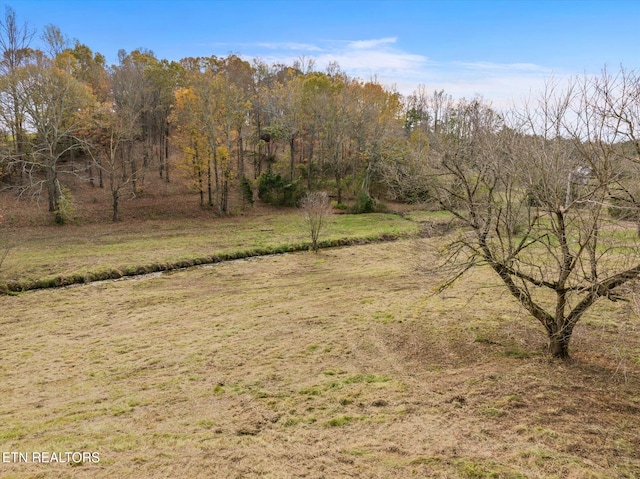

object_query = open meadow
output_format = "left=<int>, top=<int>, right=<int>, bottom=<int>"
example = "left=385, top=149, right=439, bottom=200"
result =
left=1, top=216, right=639, bottom=478
left=0, top=4, right=639, bottom=476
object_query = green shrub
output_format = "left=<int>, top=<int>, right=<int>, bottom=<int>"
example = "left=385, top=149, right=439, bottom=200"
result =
left=608, top=197, right=640, bottom=220
left=240, top=177, right=254, bottom=206
left=351, top=191, right=376, bottom=214
left=257, top=170, right=304, bottom=206
left=54, top=187, right=76, bottom=225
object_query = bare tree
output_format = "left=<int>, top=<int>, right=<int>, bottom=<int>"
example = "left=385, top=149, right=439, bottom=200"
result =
left=111, top=50, right=149, bottom=196
left=264, top=75, right=302, bottom=184
left=87, top=102, right=134, bottom=221
left=41, top=24, right=69, bottom=59
left=300, top=191, right=332, bottom=253
left=18, top=61, right=96, bottom=222
left=590, top=67, right=640, bottom=233
left=0, top=6, right=35, bottom=182
left=422, top=80, right=640, bottom=359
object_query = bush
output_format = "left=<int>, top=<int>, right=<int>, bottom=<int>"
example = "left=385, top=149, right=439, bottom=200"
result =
left=351, top=191, right=377, bottom=214
left=240, top=177, right=254, bottom=206
left=608, top=197, right=640, bottom=221
left=300, top=191, right=332, bottom=253
left=54, top=187, right=76, bottom=225
left=258, top=170, right=304, bottom=206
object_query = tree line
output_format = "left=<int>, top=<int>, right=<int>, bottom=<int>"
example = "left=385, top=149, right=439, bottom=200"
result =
left=0, top=7, right=411, bottom=221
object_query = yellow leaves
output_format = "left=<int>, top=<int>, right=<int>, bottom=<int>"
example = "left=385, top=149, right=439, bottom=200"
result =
left=217, top=146, right=229, bottom=162
left=172, top=87, right=209, bottom=159
left=183, top=146, right=196, bottom=158
left=216, top=146, right=234, bottom=179
left=53, top=50, right=79, bottom=75
left=23, top=63, right=98, bottom=134
left=408, top=128, right=430, bottom=155
left=172, top=88, right=203, bottom=134
left=174, top=87, right=197, bottom=110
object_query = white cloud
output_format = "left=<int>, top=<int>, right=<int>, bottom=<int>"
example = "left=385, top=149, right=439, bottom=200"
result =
left=233, top=37, right=570, bottom=109
left=386, top=64, right=566, bottom=109
left=316, top=50, right=427, bottom=71
left=255, top=42, right=324, bottom=52
left=454, top=61, right=549, bottom=73
left=347, top=37, right=397, bottom=49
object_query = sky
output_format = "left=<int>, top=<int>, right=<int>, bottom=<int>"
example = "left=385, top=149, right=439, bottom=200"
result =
left=6, top=0, right=640, bottom=107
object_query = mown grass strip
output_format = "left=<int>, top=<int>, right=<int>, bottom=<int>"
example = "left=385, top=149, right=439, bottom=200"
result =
left=0, top=231, right=411, bottom=293
left=0, top=211, right=424, bottom=288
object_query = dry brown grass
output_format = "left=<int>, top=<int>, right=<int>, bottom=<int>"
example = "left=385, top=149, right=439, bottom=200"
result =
left=0, top=238, right=639, bottom=478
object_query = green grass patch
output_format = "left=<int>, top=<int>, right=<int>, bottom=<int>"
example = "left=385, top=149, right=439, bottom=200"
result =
left=456, top=459, right=527, bottom=478
left=343, top=374, right=391, bottom=384
left=299, top=387, right=322, bottom=396
left=403, top=210, right=455, bottom=222
left=481, top=407, right=508, bottom=418
left=325, top=415, right=361, bottom=427
left=0, top=211, right=419, bottom=292
left=320, top=373, right=392, bottom=392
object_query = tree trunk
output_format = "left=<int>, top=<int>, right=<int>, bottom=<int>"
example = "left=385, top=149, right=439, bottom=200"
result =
left=164, top=120, right=170, bottom=183
left=207, top=159, right=213, bottom=207
left=164, top=152, right=170, bottom=183
left=307, top=130, right=315, bottom=190
left=112, top=190, right=120, bottom=222
left=213, top=148, right=221, bottom=214
left=47, top=179, right=56, bottom=212
left=335, top=167, right=342, bottom=205
left=46, top=167, right=59, bottom=212
left=290, top=136, right=295, bottom=183
left=238, top=134, right=244, bottom=178
left=549, top=331, right=571, bottom=359
left=223, top=177, right=229, bottom=214
left=129, top=141, right=137, bottom=195
left=121, top=146, right=127, bottom=182
left=255, top=121, right=262, bottom=179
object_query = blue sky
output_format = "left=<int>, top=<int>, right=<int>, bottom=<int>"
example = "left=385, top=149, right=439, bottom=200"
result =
left=8, top=0, right=640, bottom=106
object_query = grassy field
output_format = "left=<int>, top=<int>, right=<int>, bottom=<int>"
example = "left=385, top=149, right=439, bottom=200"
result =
left=0, top=211, right=418, bottom=291
left=1, top=225, right=639, bottom=478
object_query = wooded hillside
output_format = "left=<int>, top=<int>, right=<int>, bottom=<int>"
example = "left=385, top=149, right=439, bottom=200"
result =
left=0, top=6, right=432, bottom=224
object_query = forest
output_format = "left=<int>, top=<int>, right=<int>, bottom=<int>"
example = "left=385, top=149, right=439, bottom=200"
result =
left=0, top=6, right=636, bottom=231
left=0, top=6, right=420, bottom=223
